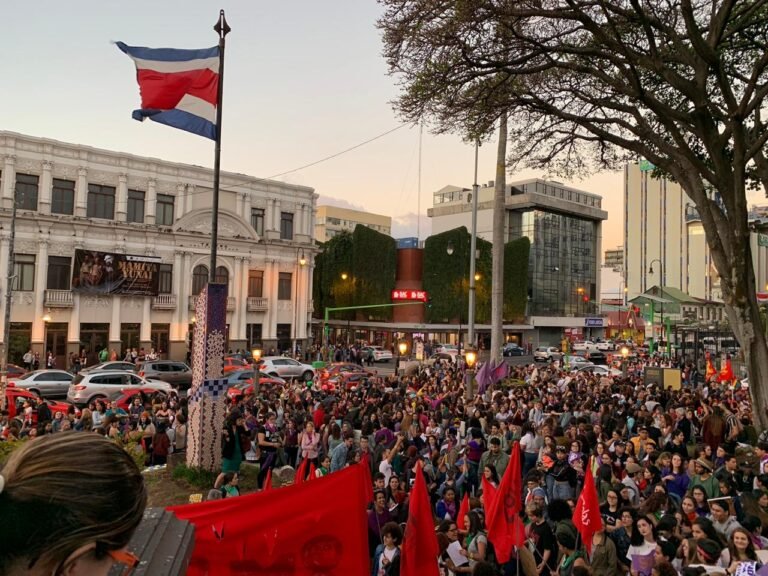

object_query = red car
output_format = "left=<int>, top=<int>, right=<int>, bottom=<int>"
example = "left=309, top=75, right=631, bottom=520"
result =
left=318, top=363, right=375, bottom=383
left=225, top=370, right=285, bottom=401
left=108, top=387, right=173, bottom=412
left=223, top=357, right=249, bottom=373
left=6, top=384, right=76, bottom=424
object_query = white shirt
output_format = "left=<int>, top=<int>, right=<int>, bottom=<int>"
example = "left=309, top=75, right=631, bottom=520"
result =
left=379, top=459, right=393, bottom=485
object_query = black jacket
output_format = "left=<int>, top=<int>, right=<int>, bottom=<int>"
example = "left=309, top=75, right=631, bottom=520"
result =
left=221, top=424, right=250, bottom=459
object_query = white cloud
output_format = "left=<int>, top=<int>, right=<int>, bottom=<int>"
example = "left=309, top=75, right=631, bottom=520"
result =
left=392, top=212, right=431, bottom=240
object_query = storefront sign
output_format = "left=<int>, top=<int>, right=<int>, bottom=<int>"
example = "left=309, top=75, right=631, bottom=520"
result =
left=584, top=317, right=604, bottom=327
left=72, top=249, right=162, bottom=296
left=391, top=289, right=428, bottom=302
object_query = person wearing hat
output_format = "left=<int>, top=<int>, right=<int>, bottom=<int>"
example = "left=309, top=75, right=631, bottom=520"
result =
left=687, top=538, right=724, bottom=573
left=691, top=457, right=721, bottom=499
left=622, top=462, right=643, bottom=507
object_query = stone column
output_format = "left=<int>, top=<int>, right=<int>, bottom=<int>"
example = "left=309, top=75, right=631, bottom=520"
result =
left=2, top=155, right=15, bottom=209
left=242, top=193, right=251, bottom=222
left=239, top=257, right=249, bottom=342
left=140, top=297, right=152, bottom=352
left=116, top=173, right=128, bottom=221
left=182, top=184, right=194, bottom=219
left=31, top=240, right=49, bottom=349
left=0, top=236, right=7, bottom=343
left=171, top=251, right=183, bottom=341
left=39, top=161, right=53, bottom=215
left=75, top=167, right=88, bottom=217
left=68, top=292, right=81, bottom=360
left=109, top=296, right=121, bottom=355
left=265, top=260, right=278, bottom=340
left=173, top=183, right=185, bottom=224
left=273, top=199, right=282, bottom=232
left=180, top=252, right=191, bottom=332
left=146, top=179, right=157, bottom=225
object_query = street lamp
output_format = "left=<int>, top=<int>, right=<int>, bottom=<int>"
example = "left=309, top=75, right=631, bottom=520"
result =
left=251, top=347, right=262, bottom=366
left=292, top=249, right=307, bottom=359
left=577, top=287, right=584, bottom=316
left=464, top=347, right=478, bottom=400
left=621, top=346, right=629, bottom=376
left=649, top=259, right=665, bottom=355
left=396, top=341, right=408, bottom=374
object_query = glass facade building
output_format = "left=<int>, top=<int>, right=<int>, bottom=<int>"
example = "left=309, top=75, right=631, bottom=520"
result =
left=509, top=210, right=598, bottom=316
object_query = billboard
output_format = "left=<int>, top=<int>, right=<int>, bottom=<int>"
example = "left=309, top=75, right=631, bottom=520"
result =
left=71, top=250, right=161, bottom=296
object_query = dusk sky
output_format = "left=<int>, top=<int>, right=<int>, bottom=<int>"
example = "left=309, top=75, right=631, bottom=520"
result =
left=4, top=1, right=629, bottom=256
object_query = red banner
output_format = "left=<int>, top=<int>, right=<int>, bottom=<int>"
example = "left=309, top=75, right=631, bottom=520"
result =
left=573, top=458, right=603, bottom=554
left=487, top=442, right=524, bottom=564
left=168, top=465, right=369, bottom=575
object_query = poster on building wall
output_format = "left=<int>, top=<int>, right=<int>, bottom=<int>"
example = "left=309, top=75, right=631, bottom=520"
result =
left=71, top=250, right=161, bottom=296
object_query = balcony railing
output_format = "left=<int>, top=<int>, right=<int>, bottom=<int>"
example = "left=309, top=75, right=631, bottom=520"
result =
left=189, top=295, right=236, bottom=312
left=152, top=294, right=177, bottom=310
left=44, top=289, right=74, bottom=308
left=247, top=297, right=268, bottom=312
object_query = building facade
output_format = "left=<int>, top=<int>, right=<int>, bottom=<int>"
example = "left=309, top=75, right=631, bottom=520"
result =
left=314, top=205, right=391, bottom=242
left=604, top=246, right=624, bottom=271
left=624, top=162, right=768, bottom=303
left=0, top=131, right=316, bottom=366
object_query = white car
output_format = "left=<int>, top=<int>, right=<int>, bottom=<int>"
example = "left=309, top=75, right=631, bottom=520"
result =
left=595, top=340, right=615, bottom=352
left=564, top=355, right=593, bottom=368
left=259, top=356, right=316, bottom=381
left=67, top=371, right=172, bottom=406
left=436, top=344, right=459, bottom=355
left=576, top=364, right=622, bottom=376
left=362, top=346, right=393, bottom=362
left=572, top=340, right=596, bottom=352
left=534, top=346, right=562, bottom=362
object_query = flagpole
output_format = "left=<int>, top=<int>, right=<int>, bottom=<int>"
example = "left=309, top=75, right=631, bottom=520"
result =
left=210, top=9, right=231, bottom=283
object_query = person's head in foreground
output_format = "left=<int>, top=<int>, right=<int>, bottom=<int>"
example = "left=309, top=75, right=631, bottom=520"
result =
left=0, top=432, right=147, bottom=576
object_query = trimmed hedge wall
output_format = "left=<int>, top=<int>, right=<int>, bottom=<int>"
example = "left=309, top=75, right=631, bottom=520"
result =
left=504, top=237, right=531, bottom=322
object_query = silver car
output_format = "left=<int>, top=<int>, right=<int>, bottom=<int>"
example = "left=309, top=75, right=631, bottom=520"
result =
left=67, top=371, right=172, bottom=406
left=259, top=356, right=315, bottom=381
left=80, top=361, right=138, bottom=374
left=9, top=369, right=74, bottom=399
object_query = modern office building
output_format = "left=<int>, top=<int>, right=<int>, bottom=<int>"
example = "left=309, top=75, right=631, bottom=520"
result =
left=0, top=131, right=316, bottom=366
left=429, top=179, right=608, bottom=343
left=604, top=246, right=624, bottom=271
left=314, top=205, right=391, bottom=242
left=624, top=162, right=768, bottom=303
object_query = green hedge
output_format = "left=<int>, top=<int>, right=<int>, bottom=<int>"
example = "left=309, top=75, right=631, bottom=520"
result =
left=504, top=237, right=531, bottom=322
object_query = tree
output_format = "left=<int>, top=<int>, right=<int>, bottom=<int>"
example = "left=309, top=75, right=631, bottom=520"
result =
left=379, top=1, right=768, bottom=428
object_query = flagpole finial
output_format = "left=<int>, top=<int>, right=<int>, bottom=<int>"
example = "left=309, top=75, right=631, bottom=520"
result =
left=214, top=9, right=231, bottom=38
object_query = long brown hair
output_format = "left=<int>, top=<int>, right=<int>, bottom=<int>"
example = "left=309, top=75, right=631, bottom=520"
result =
left=0, top=432, right=147, bottom=573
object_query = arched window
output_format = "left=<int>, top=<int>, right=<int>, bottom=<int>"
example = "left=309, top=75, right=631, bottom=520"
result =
left=214, top=266, right=229, bottom=287
left=192, top=265, right=208, bottom=295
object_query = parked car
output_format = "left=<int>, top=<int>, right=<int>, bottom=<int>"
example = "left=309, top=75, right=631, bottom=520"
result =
left=225, top=369, right=286, bottom=401
left=534, top=346, right=562, bottom=362
left=361, top=346, right=394, bottom=362
left=318, top=363, right=375, bottom=382
left=5, top=384, right=76, bottom=425
left=572, top=340, right=596, bottom=352
left=259, top=356, right=316, bottom=381
left=583, top=350, right=608, bottom=365
left=223, top=356, right=249, bottom=373
left=435, top=344, right=459, bottom=355
left=502, top=343, right=525, bottom=357
left=137, top=360, right=193, bottom=390
left=576, top=364, right=622, bottom=376
left=595, top=339, right=615, bottom=352
left=563, top=354, right=593, bottom=367
left=327, top=371, right=371, bottom=391
left=67, top=371, right=172, bottom=407
left=8, top=369, right=74, bottom=399
left=6, top=364, right=27, bottom=378
left=80, top=361, right=138, bottom=374
left=425, top=352, right=457, bottom=367
left=109, top=387, right=173, bottom=413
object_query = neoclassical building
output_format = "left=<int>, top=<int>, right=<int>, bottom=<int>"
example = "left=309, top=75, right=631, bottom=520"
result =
left=0, top=131, right=316, bottom=365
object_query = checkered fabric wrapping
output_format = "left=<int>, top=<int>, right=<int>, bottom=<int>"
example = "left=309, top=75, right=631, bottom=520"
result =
left=189, top=378, right=229, bottom=404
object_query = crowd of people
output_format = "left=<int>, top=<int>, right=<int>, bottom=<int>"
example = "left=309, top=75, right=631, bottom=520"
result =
left=2, top=344, right=768, bottom=576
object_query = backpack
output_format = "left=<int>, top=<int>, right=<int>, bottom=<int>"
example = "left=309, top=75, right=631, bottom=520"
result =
left=726, top=414, right=744, bottom=441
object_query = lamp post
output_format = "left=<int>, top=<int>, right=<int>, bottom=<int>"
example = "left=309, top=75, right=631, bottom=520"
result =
left=464, top=347, right=478, bottom=400
left=621, top=345, right=629, bottom=377
left=446, top=241, right=464, bottom=353
left=648, top=259, right=665, bottom=355
left=396, top=341, right=407, bottom=375
left=577, top=287, right=584, bottom=316
left=292, top=249, right=306, bottom=359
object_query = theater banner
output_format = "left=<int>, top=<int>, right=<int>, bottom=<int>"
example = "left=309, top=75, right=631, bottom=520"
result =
left=71, top=250, right=161, bottom=296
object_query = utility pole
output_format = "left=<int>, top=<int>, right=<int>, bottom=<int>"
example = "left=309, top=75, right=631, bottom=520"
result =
left=0, top=187, right=18, bottom=411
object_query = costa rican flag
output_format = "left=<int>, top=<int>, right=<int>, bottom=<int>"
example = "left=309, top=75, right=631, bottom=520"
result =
left=116, top=42, right=219, bottom=140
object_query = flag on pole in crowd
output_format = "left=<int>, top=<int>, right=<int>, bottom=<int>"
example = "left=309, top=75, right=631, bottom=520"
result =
left=482, top=475, right=498, bottom=512
left=307, top=462, right=316, bottom=480
left=487, top=441, right=524, bottom=564
left=168, top=465, right=369, bottom=575
left=294, top=458, right=308, bottom=485
left=706, top=352, right=716, bottom=380
left=400, top=461, right=439, bottom=576
left=360, top=455, right=375, bottom=504
left=719, top=355, right=735, bottom=383
left=475, top=361, right=493, bottom=394
left=262, top=468, right=272, bottom=491
left=491, top=359, right=510, bottom=383
left=573, top=456, right=603, bottom=554
left=457, top=491, right=470, bottom=530
left=116, top=42, right=220, bottom=140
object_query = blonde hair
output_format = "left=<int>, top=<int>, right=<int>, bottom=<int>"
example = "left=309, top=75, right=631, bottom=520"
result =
left=0, top=432, right=146, bottom=573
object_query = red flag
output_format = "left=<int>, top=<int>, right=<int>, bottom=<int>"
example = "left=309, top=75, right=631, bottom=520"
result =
left=457, top=491, right=470, bottom=531
left=719, top=356, right=735, bottom=383
left=307, top=462, right=316, bottom=480
left=481, top=475, right=498, bottom=514
left=487, top=441, right=523, bottom=564
left=263, top=468, right=272, bottom=491
left=168, top=465, right=369, bottom=575
left=360, top=455, right=374, bottom=504
left=294, top=458, right=308, bottom=485
left=573, top=457, right=603, bottom=554
left=706, top=352, right=716, bottom=380
left=401, top=461, right=439, bottom=576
